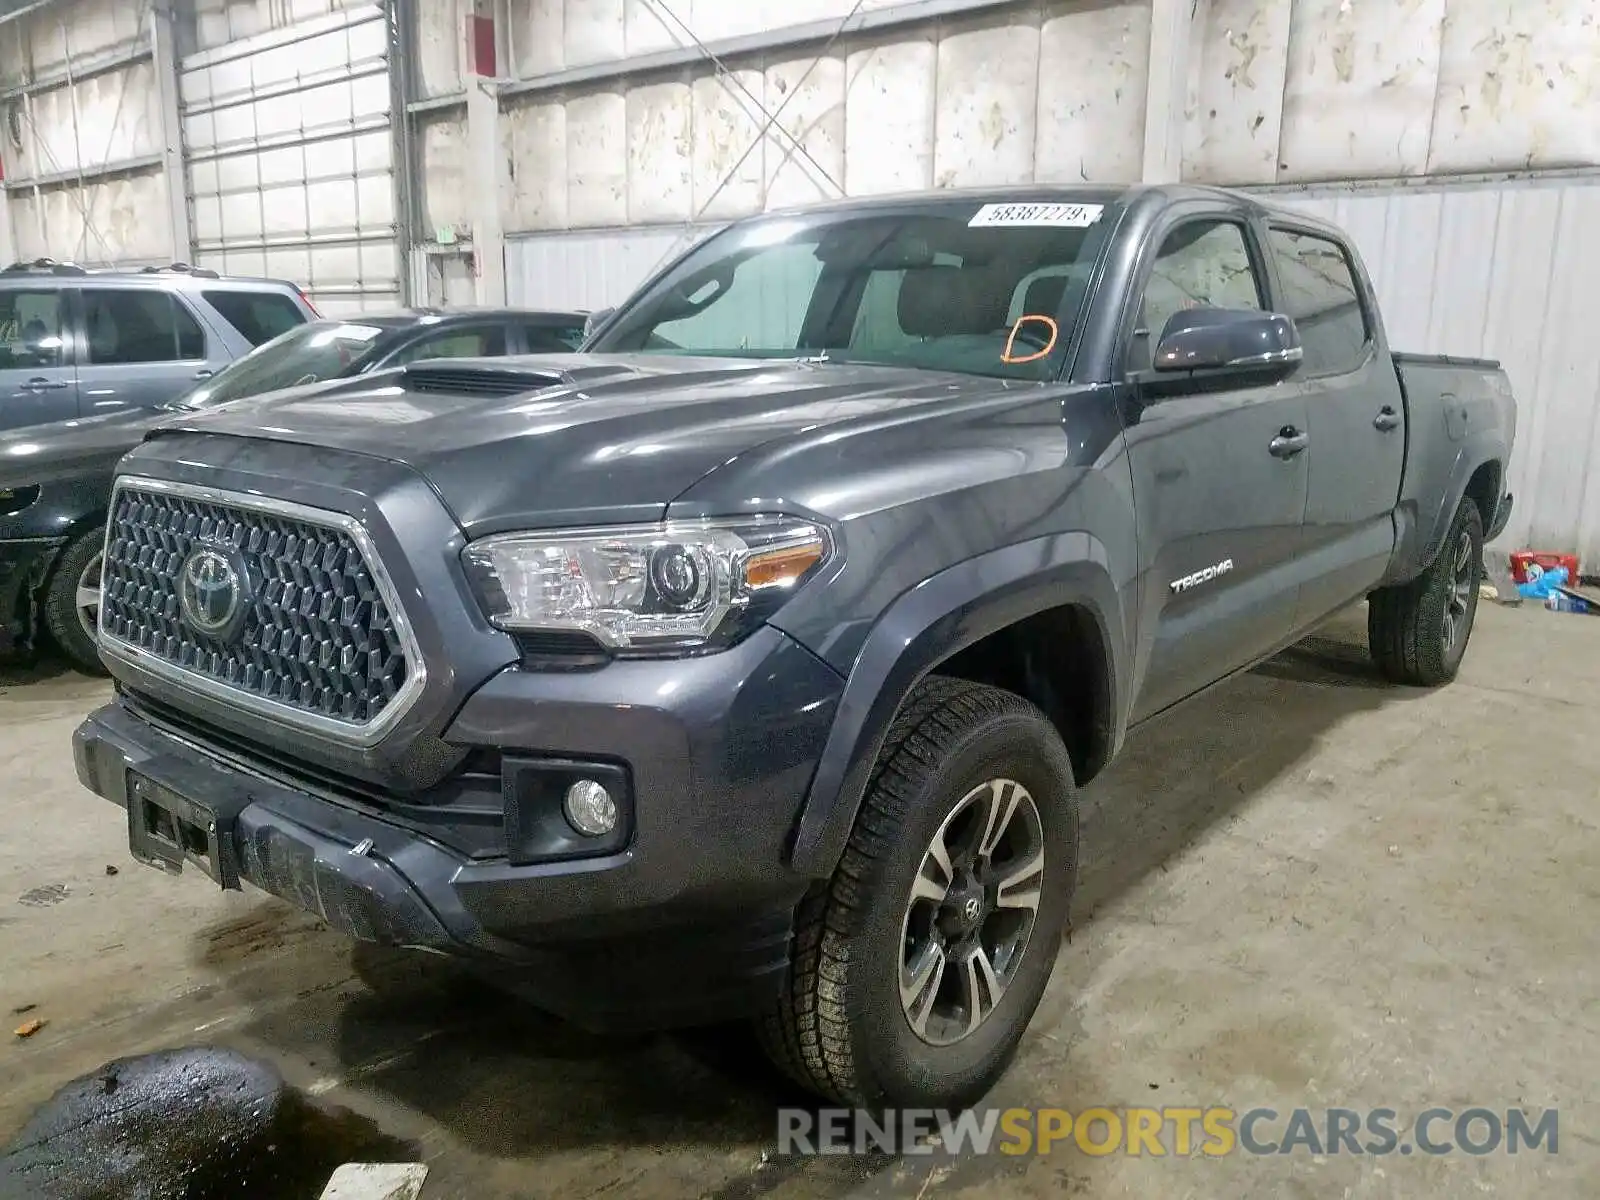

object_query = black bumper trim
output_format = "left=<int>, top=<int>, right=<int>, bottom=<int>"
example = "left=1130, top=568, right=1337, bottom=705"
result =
left=73, top=699, right=806, bottom=1029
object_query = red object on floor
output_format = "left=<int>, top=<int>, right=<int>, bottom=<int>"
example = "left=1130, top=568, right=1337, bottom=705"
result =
left=1509, top=550, right=1580, bottom=584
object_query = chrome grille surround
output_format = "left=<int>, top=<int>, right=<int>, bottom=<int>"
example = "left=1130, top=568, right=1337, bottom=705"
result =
left=97, top=475, right=427, bottom=747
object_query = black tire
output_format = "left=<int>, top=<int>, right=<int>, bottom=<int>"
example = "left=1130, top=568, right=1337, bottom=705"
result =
left=758, top=676, right=1078, bottom=1107
left=1368, top=497, right=1483, bottom=687
left=43, top=526, right=108, bottom=676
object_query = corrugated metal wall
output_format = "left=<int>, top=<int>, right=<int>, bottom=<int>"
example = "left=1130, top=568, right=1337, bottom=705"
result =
left=1274, top=177, right=1600, bottom=561
left=511, top=173, right=1600, bottom=562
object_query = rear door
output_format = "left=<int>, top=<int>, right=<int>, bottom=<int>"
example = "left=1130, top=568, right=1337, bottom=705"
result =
left=0, top=284, right=78, bottom=431
left=73, top=286, right=215, bottom=414
left=1264, top=225, right=1406, bottom=627
left=1121, top=212, right=1312, bottom=721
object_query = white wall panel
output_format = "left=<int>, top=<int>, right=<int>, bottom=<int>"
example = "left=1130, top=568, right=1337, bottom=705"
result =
left=843, top=37, right=935, bottom=196
left=1427, top=0, right=1600, bottom=174
left=181, top=4, right=399, bottom=310
left=1183, top=0, right=1291, bottom=185
left=494, top=0, right=1153, bottom=236
left=932, top=13, right=1039, bottom=189
left=1274, top=177, right=1600, bottom=563
left=11, top=174, right=175, bottom=265
left=507, top=224, right=719, bottom=310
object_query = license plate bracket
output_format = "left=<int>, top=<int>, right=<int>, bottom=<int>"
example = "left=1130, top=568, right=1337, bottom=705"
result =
left=127, top=769, right=244, bottom=890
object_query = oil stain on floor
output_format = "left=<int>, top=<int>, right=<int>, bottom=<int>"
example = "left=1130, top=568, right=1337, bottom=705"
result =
left=0, top=1045, right=416, bottom=1200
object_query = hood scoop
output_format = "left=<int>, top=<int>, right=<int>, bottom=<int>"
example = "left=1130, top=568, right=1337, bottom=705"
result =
left=402, top=360, right=568, bottom=398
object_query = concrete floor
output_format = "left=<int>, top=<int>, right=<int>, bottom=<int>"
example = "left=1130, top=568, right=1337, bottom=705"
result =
left=2, top=601, right=1596, bottom=1198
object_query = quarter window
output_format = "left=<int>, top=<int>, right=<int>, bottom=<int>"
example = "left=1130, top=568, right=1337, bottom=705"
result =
left=1130, top=221, right=1264, bottom=371
left=1266, top=227, right=1370, bottom=376
left=83, top=290, right=206, bottom=364
left=203, top=289, right=307, bottom=347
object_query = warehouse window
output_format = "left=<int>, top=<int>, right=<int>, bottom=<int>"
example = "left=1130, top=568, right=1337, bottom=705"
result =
left=1266, top=227, right=1370, bottom=377
left=0, top=291, right=65, bottom=369
left=82, top=291, right=206, bottom=364
left=203, top=290, right=307, bottom=347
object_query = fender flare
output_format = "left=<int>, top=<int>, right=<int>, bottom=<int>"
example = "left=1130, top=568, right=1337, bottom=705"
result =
left=785, top=531, right=1127, bottom=877
left=1419, top=449, right=1501, bottom=574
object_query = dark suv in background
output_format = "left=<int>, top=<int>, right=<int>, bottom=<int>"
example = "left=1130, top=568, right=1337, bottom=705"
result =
left=0, top=259, right=318, bottom=432
left=0, top=306, right=588, bottom=673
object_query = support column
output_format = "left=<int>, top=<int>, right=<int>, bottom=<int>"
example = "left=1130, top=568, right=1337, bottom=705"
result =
left=1142, top=0, right=1201, bottom=184
left=463, top=1, right=505, bottom=306
left=151, top=2, right=193, bottom=264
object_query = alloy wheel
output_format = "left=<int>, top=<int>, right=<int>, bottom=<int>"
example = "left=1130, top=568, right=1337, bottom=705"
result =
left=898, top=777, right=1046, bottom=1047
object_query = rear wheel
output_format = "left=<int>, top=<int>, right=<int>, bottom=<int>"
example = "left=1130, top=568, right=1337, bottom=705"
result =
left=1368, top=497, right=1483, bottom=686
left=43, top=527, right=107, bottom=676
left=758, top=677, right=1078, bottom=1107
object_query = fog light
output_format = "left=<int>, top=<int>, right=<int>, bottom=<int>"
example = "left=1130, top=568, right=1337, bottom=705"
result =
left=563, top=779, right=617, bottom=837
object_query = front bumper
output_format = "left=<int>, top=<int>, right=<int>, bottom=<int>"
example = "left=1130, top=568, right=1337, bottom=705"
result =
left=0, top=536, right=67, bottom=653
left=74, top=624, right=845, bottom=1030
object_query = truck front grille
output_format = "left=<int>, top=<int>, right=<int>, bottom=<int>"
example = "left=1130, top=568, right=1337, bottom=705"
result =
left=100, top=483, right=411, bottom=727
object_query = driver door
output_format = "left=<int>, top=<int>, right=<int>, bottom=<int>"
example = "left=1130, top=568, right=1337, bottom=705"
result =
left=1121, top=215, right=1312, bottom=721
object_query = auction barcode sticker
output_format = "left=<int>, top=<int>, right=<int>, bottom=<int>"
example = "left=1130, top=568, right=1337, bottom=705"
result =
left=968, top=202, right=1104, bottom=228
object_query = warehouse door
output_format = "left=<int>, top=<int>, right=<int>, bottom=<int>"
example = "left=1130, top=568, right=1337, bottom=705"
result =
left=178, top=5, right=399, bottom=315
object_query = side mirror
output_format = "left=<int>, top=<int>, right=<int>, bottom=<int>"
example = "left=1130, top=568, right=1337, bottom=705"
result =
left=582, top=307, right=616, bottom=343
left=1152, top=307, right=1302, bottom=376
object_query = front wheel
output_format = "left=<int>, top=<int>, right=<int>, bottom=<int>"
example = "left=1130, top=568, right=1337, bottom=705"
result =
left=758, top=677, right=1078, bottom=1107
left=43, top=527, right=108, bottom=676
left=1368, top=496, right=1483, bottom=686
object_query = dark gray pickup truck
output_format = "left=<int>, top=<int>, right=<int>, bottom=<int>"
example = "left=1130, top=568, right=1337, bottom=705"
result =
left=73, top=184, right=1515, bottom=1110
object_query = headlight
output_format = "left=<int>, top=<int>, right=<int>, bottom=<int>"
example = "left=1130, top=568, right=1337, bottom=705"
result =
left=461, top=516, right=832, bottom=653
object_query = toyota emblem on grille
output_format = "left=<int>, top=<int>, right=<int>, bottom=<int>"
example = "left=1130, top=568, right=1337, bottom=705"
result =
left=178, top=546, right=247, bottom=641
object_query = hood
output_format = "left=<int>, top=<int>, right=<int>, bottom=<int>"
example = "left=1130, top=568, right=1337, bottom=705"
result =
left=151, top=354, right=1020, bottom=532
left=0, top=409, right=163, bottom=487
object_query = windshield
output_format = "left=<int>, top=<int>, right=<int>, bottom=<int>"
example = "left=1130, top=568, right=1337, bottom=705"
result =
left=169, top=320, right=390, bottom=409
left=589, top=198, right=1119, bottom=380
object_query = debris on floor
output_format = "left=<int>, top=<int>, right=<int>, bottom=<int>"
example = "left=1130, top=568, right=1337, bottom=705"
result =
left=12, top=1019, right=44, bottom=1039
left=320, top=1162, right=430, bottom=1200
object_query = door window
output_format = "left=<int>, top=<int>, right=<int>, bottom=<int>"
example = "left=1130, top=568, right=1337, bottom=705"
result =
left=391, top=324, right=508, bottom=365
left=82, top=290, right=206, bottom=364
left=1266, top=227, right=1370, bottom=377
left=1130, top=221, right=1264, bottom=371
left=202, top=289, right=307, bottom=347
left=0, top=290, right=65, bottom=369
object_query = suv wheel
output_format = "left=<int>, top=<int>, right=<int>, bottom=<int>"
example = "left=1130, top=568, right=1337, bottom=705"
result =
left=1368, top=496, right=1483, bottom=686
left=44, top=527, right=108, bottom=676
left=759, top=677, right=1078, bottom=1107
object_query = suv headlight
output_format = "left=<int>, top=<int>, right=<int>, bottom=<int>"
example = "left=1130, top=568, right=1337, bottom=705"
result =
left=461, top=516, right=832, bottom=654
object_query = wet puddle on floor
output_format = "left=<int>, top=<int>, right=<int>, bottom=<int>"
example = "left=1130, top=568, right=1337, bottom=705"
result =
left=0, top=1045, right=417, bottom=1199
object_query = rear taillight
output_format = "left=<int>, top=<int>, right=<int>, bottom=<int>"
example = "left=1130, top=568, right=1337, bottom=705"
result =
left=297, top=287, right=321, bottom=316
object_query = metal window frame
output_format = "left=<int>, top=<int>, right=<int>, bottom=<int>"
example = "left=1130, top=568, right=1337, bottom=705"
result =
left=97, top=474, right=429, bottom=750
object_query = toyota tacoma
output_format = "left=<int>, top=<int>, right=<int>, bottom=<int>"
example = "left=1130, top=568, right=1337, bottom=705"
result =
left=72, top=184, right=1515, bottom=1109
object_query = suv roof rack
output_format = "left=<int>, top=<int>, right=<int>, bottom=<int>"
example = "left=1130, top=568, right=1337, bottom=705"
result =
left=3, top=257, right=87, bottom=276
left=140, top=262, right=221, bottom=280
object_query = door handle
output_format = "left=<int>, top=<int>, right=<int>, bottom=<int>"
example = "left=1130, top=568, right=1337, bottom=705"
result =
left=1269, top=427, right=1309, bottom=459
left=192, top=369, right=214, bottom=380
left=23, top=377, right=67, bottom=392
left=1374, top=406, right=1401, bottom=432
